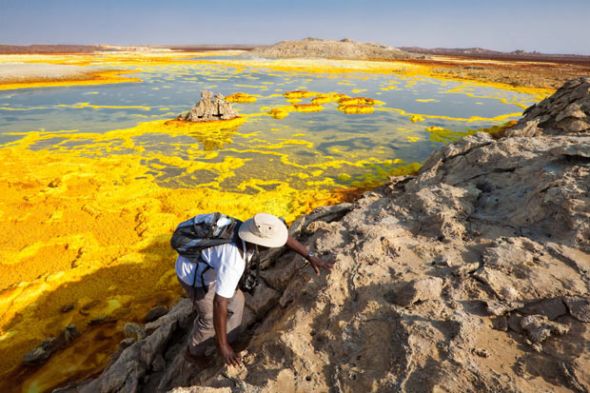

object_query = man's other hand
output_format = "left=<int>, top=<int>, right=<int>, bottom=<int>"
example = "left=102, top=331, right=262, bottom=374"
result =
left=309, top=255, right=335, bottom=275
left=219, top=343, right=241, bottom=367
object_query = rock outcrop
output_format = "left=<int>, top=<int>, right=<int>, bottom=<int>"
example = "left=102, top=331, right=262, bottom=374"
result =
left=177, top=91, right=238, bottom=122
left=60, top=78, right=589, bottom=392
left=251, top=37, right=418, bottom=60
left=506, top=77, right=590, bottom=137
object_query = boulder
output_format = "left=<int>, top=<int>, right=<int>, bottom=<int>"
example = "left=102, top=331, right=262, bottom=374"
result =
left=520, top=315, right=570, bottom=343
left=519, top=298, right=568, bottom=320
left=564, top=297, right=590, bottom=322
left=389, top=277, right=444, bottom=307
left=177, top=91, right=238, bottom=122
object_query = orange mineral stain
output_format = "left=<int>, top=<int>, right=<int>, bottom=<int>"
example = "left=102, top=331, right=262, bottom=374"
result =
left=0, top=69, right=141, bottom=91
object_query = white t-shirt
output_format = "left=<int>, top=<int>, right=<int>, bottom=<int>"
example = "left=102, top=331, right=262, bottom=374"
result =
left=175, top=240, right=252, bottom=298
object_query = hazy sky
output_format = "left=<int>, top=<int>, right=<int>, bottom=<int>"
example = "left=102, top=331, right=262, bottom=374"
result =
left=1, top=0, right=589, bottom=54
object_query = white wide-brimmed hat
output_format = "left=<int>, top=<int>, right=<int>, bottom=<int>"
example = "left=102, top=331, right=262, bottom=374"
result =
left=238, top=213, right=288, bottom=248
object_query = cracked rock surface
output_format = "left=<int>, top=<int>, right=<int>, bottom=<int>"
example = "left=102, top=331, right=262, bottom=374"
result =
left=59, top=78, right=590, bottom=393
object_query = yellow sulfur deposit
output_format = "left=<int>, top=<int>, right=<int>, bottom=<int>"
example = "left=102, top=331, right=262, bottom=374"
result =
left=468, top=120, right=518, bottom=137
left=225, top=92, right=258, bottom=103
left=163, top=116, right=246, bottom=131
left=0, top=106, right=428, bottom=391
left=378, top=106, right=523, bottom=124
left=292, top=103, right=324, bottom=113
left=338, top=104, right=375, bottom=114
left=268, top=106, right=292, bottom=119
left=0, top=116, right=362, bottom=391
left=335, top=95, right=379, bottom=115
left=311, top=96, right=331, bottom=105
left=338, top=96, right=376, bottom=106
left=284, top=90, right=318, bottom=99
left=416, top=98, right=438, bottom=103
left=311, top=92, right=346, bottom=104
left=425, top=125, right=469, bottom=143
left=56, top=101, right=152, bottom=111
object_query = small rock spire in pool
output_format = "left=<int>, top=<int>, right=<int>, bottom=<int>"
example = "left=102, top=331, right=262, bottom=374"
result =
left=176, top=90, right=239, bottom=122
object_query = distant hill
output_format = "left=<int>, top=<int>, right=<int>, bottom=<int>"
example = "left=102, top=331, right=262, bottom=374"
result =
left=400, top=46, right=504, bottom=56
left=0, top=44, right=254, bottom=54
left=164, top=44, right=256, bottom=52
left=400, top=46, right=590, bottom=64
left=251, top=38, right=420, bottom=60
left=0, top=44, right=112, bottom=54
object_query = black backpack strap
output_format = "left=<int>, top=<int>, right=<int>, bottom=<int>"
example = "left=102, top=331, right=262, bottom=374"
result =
left=199, top=263, right=211, bottom=293
left=187, top=253, right=212, bottom=293
left=192, top=255, right=212, bottom=293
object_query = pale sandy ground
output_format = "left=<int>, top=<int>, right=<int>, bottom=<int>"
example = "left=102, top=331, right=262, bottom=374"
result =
left=0, top=63, right=89, bottom=82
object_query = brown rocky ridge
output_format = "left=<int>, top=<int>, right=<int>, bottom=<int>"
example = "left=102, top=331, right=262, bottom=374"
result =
left=251, top=38, right=419, bottom=60
left=59, top=78, right=589, bottom=393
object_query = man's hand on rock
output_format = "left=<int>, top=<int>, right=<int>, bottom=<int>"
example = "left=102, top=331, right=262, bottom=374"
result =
left=219, top=343, right=241, bottom=367
left=309, top=255, right=335, bottom=275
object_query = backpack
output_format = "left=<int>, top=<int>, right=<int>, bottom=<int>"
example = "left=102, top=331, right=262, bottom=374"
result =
left=170, top=212, right=260, bottom=294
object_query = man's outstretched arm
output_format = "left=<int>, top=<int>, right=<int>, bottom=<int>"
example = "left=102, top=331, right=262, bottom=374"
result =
left=285, top=235, right=334, bottom=275
left=213, top=294, right=241, bottom=366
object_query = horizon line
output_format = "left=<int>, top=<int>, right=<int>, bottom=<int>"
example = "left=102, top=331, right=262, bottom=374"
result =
left=1, top=41, right=590, bottom=57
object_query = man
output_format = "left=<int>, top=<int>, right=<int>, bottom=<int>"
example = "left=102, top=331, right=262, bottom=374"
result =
left=175, top=213, right=333, bottom=366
